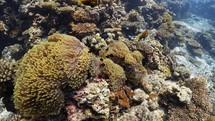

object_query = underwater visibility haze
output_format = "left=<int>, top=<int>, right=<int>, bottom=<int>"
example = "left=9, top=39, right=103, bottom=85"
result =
left=0, top=0, right=215, bottom=120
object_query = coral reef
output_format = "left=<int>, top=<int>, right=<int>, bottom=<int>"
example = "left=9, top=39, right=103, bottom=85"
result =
left=69, top=23, right=99, bottom=37
left=0, top=0, right=214, bottom=120
left=121, top=10, right=145, bottom=37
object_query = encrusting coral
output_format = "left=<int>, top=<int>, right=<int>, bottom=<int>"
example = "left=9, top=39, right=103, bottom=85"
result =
left=14, top=34, right=97, bottom=118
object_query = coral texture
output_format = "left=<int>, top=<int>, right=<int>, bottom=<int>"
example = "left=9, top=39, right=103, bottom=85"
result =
left=0, top=59, right=16, bottom=82
left=99, top=58, right=126, bottom=91
left=99, top=41, right=147, bottom=85
left=168, top=77, right=212, bottom=121
left=14, top=34, right=96, bottom=117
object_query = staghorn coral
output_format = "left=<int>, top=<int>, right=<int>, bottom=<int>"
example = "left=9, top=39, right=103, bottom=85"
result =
left=99, top=58, right=126, bottom=91
left=14, top=34, right=97, bottom=118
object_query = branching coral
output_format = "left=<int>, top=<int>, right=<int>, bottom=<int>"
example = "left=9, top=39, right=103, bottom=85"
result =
left=0, top=59, right=16, bottom=82
left=14, top=34, right=97, bottom=117
left=124, top=40, right=174, bottom=79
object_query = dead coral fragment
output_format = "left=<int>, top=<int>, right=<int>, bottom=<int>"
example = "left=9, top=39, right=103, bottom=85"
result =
left=14, top=34, right=96, bottom=117
left=74, top=78, right=110, bottom=118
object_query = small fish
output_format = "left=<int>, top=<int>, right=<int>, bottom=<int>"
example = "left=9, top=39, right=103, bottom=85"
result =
left=135, top=30, right=149, bottom=41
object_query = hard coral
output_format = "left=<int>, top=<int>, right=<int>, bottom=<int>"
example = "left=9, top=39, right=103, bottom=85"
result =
left=99, top=58, right=126, bottom=91
left=99, top=41, right=147, bottom=85
left=0, top=59, right=16, bottom=82
left=76, top=0, right=113, bottom=7
left=168, top=77, right=212, bottom=121
left=14, top=34, right=96, bottom=117
left=69, top=23, right=99, bottom=37
left=74, top=78, right=110, bottom=118
left=72, top=8, right=94, bottom=22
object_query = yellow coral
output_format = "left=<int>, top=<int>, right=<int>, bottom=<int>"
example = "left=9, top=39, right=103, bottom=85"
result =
left=14, top=34, right=97, bottom=117
left=99, top=58, right=126, bottom=91
left=99, top=41, right=147, bottom=85
left=158, top=65, right=171, bottom=78
left=99, top=41, right=130, bottom=58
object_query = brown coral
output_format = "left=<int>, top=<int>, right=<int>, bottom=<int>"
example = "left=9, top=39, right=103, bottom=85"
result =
left=168, top=77, right=212, bottom=121
left=99, top=58, right=126, bottom=91
left=99, top=41, right=147, bottom=85
left=72, top=8, right=94, bottom=22
left=69, top=23, right=99, bottom=37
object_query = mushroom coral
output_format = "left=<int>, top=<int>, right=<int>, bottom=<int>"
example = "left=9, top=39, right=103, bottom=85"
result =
left=14, top=34, right=97, bottom=117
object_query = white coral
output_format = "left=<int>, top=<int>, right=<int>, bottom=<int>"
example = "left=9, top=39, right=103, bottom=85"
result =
left=74, top=78, right=110, bottom=117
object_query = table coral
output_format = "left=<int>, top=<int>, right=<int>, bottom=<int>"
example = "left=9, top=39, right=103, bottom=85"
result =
left=14, top=34, right=97, bottom=117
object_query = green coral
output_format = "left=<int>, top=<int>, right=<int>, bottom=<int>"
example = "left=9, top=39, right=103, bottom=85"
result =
left=14, top=34, right=97, bottom=117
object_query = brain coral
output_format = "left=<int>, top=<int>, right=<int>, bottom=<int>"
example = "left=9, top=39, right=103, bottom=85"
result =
left=14, top=34, right=97, bottom=117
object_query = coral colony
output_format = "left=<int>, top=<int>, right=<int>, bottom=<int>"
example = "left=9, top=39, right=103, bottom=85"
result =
left=0, top=0, right=215, bottom=120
